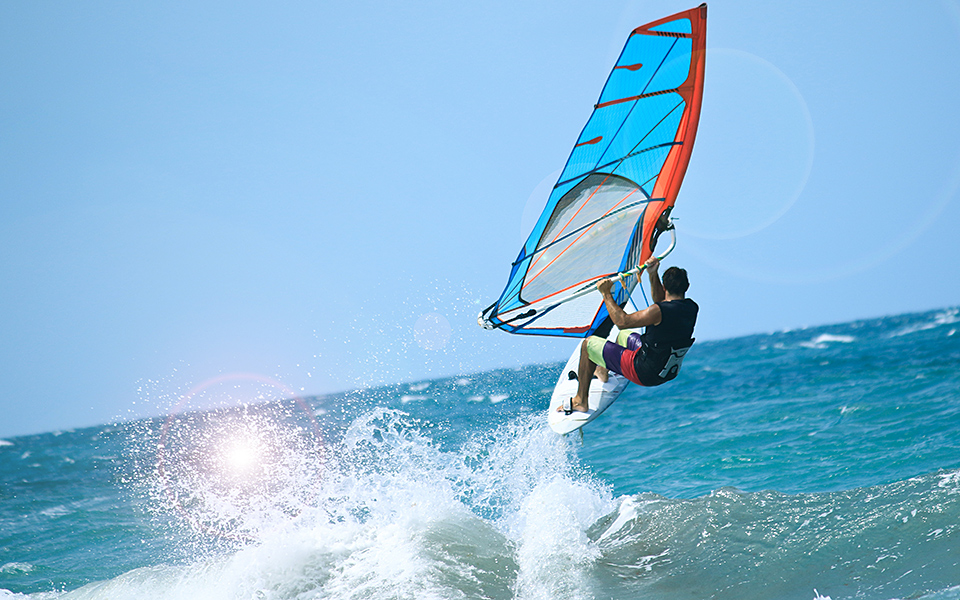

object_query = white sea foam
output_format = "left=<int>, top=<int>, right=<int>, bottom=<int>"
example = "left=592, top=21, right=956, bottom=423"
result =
left=799, top=334, right=855, bottom=349
left=489, top=394, right=509, bottom=404
left=911, top=584, right=960, bottom=600
left=81, top=409, right=613, bottom=600
left=937, top=470, right=960, bottom=492
left=40, top=505, right=71, bottom=518
left=0, top=563, right=34, bottom=575
left=0, top=440, right=13, bottom=447
left=512, top=476, right=605, bottom=599
left=890, top=308, right=960, bottom=337
left=597, top=496, right=640, bottom=543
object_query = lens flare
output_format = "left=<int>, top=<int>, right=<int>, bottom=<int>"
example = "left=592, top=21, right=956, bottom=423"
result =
left=155, top=373, right=325, bottom=542
left=223, top=439, right=259, bottom=475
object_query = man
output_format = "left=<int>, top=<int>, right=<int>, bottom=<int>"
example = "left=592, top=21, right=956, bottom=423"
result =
left=560, top=256, right=698, bottom=416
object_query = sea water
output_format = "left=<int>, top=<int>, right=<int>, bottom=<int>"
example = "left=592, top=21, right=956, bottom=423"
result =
left=1, top=307, right=959, bottom=600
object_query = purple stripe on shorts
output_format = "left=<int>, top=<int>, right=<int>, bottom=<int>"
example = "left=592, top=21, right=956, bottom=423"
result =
left=601, top=332, right=642, bottom=376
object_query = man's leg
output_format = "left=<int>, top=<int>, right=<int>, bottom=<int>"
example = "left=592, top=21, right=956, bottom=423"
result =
left=572, top=338, right=598, bottom=412
left=595, top=365, right=609, bottom=382
left=593, top=317, right=633, bottom=383
left=617, top=329, right=641, bottom=348
left=592, top=317, right=615, bottom=383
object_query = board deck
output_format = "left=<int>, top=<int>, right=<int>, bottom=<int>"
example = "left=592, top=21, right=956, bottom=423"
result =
left=547, top=333, right=629, bottom=434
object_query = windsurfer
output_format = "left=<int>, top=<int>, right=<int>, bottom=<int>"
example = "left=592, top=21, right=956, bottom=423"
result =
left=560, top=257, right=698, bottom=416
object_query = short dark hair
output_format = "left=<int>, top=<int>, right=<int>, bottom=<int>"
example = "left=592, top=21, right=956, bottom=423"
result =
left=662, top=266, right=689, bottom=296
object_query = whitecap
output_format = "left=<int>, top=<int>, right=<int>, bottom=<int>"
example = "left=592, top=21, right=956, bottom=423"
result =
left=815, top=334, right=854, bottom=344
left=890, top=308, right=960, bottom=337
left=799, top=334, right=855, bottom=349
left=597, top=497, right=639, bottom=543
left=934, top=307, right=960, bottom=324
left=489, top=394, right=509, bottom=404
left=0, top=440, right=12, bottom=447
left=40, top=505, right=71, bottom=518
left=399, top=395, right=427, bottom=404
left=408, top=382, right=431, bottom=392
left=937, top=470, right=960, bottom=490
left=0, top=562, right=34, bottom=574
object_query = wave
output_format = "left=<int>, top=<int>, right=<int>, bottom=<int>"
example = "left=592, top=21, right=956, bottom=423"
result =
left=38, top=409, right=612, bottom=600
left=14, top=408, right=957, bottom=600
left=588, top=472, right=960, bottom=600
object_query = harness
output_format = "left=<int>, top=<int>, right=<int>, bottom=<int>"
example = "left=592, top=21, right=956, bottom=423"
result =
left=634, top=299, right=698, bottom=386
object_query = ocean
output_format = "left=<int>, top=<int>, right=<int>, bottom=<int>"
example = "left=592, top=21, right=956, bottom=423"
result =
left=1, top=307, right=959, bottom=600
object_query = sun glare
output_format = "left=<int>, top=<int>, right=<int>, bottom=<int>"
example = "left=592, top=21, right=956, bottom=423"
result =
left=223, top=439, right=260, bottom=475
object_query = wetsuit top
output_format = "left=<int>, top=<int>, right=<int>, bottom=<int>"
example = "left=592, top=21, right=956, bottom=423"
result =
left=634, top=298, right=699, bottom=386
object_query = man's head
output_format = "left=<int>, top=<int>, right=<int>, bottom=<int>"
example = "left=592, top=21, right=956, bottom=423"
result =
left=662, top=266, right=689, bottom=297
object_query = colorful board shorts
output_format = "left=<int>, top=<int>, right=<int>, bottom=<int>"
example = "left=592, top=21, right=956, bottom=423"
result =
left=585, top=330, right=646, bottom=386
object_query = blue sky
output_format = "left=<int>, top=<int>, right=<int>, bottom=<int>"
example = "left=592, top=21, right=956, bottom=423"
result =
left=2, top=1, right=959, bottom=438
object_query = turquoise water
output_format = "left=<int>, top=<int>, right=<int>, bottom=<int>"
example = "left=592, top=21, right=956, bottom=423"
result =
left=1, top=307, right=959, bottom=600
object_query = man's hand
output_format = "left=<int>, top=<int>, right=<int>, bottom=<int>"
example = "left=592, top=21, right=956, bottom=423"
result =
left=644, top=256, right=660, bottom=273
left=597, top=278, right=614, bottom=296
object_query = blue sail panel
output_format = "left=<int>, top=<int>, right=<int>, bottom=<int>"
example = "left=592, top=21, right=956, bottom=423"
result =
left=650, top=18, right=692, bottom=34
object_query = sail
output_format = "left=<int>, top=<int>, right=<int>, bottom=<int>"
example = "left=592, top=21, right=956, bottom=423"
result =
left=479, top=4, right=707, bottom=337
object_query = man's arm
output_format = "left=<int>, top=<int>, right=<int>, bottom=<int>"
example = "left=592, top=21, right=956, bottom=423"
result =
left=597, top=279, right=662, bottom=330
left=646, top=257, right=665, bottom=304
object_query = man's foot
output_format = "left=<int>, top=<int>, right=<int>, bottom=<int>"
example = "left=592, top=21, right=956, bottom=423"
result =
left=558, top=396, right=590, bottom=418
left=594, top=366, right=609, bottom=383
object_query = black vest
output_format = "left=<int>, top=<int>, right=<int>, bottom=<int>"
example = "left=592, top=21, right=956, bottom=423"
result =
left=634, top=298, right=698, bottom=386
